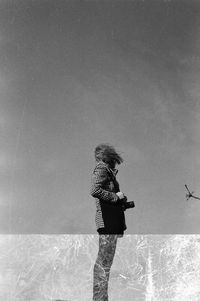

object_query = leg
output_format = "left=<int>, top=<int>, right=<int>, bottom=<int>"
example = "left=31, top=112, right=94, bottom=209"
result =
left=93, top=234, right=118, bottom=301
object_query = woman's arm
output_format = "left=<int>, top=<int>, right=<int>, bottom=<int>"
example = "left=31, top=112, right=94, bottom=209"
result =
left=90, top=165, right=119, bottom=203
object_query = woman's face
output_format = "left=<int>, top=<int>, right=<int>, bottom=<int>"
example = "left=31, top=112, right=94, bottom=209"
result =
left=109, top=160, right=117, bottom=170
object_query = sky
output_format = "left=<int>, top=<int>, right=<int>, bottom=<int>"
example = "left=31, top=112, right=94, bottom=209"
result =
left=0, top=0, right=200, bottom=234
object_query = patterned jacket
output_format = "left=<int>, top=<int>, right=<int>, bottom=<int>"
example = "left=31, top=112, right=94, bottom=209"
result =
left=90, top=161, right=126, bottom=233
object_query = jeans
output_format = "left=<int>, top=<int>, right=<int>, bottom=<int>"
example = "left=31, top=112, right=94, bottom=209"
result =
left=93, top=234, right=118, bottom=301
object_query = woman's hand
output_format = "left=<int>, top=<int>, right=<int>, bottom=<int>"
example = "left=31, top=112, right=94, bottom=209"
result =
left=116, top=191, right=125, bottom=200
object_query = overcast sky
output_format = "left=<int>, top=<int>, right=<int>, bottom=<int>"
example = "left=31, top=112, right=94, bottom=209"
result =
left=0, top=0, right=200, bottom=234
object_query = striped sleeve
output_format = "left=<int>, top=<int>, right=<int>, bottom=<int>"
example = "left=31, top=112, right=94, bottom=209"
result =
left=90, top=165, right=119, bottom=202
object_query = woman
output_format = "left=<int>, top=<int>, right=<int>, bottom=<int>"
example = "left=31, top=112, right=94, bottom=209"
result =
left=90, top=144, right=127, bottom=301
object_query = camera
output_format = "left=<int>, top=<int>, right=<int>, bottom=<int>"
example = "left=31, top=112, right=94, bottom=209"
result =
left=123, top=201, right=135, bottom=210
left=118, top=196, right=135, bottom=210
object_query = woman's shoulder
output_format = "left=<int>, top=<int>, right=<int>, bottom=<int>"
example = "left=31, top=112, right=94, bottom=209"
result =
left=93, top=162, right=110, bottom=174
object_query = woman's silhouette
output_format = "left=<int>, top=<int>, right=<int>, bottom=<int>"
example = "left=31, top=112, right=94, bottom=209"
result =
left=90, top=144, right=128, bottom=301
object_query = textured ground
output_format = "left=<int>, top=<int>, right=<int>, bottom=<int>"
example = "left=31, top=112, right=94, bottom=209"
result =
left=0, top=235, right=200, bottom=301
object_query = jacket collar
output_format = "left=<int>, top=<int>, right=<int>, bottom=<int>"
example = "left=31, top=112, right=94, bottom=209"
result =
left=97, top=161, right=118, bottom=177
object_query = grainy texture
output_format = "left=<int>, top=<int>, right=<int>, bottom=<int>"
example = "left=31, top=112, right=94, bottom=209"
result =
left=93, top=235, right=118, bottom=301
left=1, top=235, right=200, bottom=300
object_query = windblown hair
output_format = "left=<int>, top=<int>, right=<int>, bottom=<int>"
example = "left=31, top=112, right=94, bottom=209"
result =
left=94, top=144, right=123, bottom=165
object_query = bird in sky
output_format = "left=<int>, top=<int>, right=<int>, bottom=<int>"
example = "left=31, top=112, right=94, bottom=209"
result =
left=185, top=184, right=200, bottom=201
